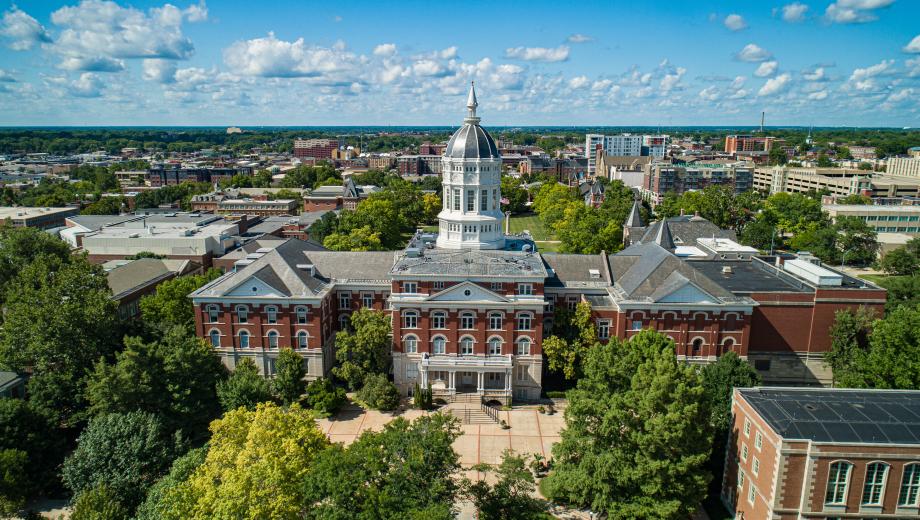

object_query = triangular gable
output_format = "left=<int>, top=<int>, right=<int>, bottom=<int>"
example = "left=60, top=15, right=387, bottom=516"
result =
left=426, top=281, right=509, bottom=303
left=656, top=281, right=717, bottom=304
left=225, top=275, right=286, bottom=298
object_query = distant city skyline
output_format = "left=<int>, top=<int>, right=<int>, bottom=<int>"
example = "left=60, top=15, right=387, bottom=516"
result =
left=0, top=0, right=918, bottom=127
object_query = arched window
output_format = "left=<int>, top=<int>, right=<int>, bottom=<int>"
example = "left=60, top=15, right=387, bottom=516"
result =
left=431, top=311, right=446, bottom=329
left=206, top=305, right=219, bottom=323
left=826, top=461, right=853, bottom=505
left=691, top=337, right=705, bottom=355
left=239, top=330, right=250, bottom=348
left=265, top=306, right=278, bottom=324
left=209, top=329, right=220, bottom=347
left=488, top=337, right=502, bottom=356
left=460, top=312, right=475, bottom=330
left=402, top=310, right=419, bottom=329
left=724, top=312, right=741, bottom=331
left=862, top=462, right=889, bottom=506
left=432, top=336, right=446, bottom=355
left=297, top=331, right=308, bottom=349
left=516, top=337, right=531, bottom=356
left=340, top=314, right=351, bottom=331
left=236, top=305, right=249, bottom=323
left=295, top=306, right=308, bottom=324
left=517, top=313, right=533, bottom=331
left=900, top=463, right=920, bottom=506
left=722, top=338, right=736, bottom=351
left=267, top=331, right=279, bottom=349
left=460, top=336, right=474, bottom=355
left=404, top=335, right=418, bottom=353
left=488, top=312, right=503, bottom=330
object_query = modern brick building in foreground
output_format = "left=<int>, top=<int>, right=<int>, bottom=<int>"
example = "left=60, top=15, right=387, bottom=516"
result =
left=189, top=86, right=886, bottom=402
left=724, top=387, right=920, bottom=520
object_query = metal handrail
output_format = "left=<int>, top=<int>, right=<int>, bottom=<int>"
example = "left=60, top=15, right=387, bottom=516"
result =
left=480, top=397, right=500, bottom=423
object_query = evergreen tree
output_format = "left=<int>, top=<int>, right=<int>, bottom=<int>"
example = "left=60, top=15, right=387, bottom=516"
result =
left=273, top=348, right=307, bottom=405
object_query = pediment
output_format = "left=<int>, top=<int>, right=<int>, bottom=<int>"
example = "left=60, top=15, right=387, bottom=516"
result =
left=656, top=282, right=717, bottom=304
left=226, top=276, right=285, bottom=298
left=426, top=281, right=508, bottom=303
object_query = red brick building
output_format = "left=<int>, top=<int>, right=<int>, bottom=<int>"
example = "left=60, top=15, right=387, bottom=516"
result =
left=293, top=138, right=342, bottom=159
left=723, top=387, right=920, bottom=520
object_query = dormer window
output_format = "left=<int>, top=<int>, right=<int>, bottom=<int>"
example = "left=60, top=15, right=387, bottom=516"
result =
left=403, top=282, right=417, bottom=294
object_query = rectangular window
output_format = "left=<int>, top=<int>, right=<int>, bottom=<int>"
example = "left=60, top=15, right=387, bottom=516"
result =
left=460, top=314, right=474, bottom=329
left=296, top=308, right=308, bottom=324
left=516, top=365, right=527, bottom=381
left=266, top=307, right=277, bottom=324
left=207, top=306, right=219, bottom=323
left=489, top=314, right=503, bottom=330
left=339, top=292, right=351, bottom=310
left=431, top=313, right=445, bottom=329
left=755, top=431, right=763, bottom=450
left=517, top=283, right=533, bottom=296
left=433, top=281, right=445, bottom=290
left=741, top=443, right=748, bottom=462
left=630, top=320, right=642, bottom=331
left=361, top=293, right=373, bottom=308
left=752, top=458, right=760, bottom=476
left=402, top=312, right=418, bottom=329
left=452, top=189, right=460, bottom=211
left=491, top=282, right=502, bottom=291
left=481, top=189, right=488, bottom=211
left=744, top=419, right=751, bottom=437
left=492, top=188, right=498, bottom=210
left=406, top=363, right=418, bottom=379
left=825, top=462, right=852, bottom=505
left=900, top=464, right=920, bottom=506
left=747, top=484, right=756, bottom=505
left=737, top=468, right=745, bottom=490
left=237, top=307, right=248, bottom=323
left=517, top=314, right=532, bottom=331
left=862, top=463, right=888, bottom=505
left=597, top=320, right=610, bottom=340
left=467, top=190, right=475, bottom=212
left=403, top=282, right=417, bottom=294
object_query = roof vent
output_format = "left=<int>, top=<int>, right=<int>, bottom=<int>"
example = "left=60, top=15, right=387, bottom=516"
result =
left=588, top=269, right=601, bottom=279
left=406, top=248, right=422, bottom=258
left=296, top=263, right=316, bottom=276
left=722, top=266, right=733, bottom=275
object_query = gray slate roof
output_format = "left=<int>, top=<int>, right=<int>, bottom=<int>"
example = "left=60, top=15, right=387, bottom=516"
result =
left=609, top=242, right=739, bottom=302
left=541, top=253, right=608, bottom=288
left=392, top=249, right=545, bottom=278
left=106, top=258, right=187, bottom=299
left=739, top=387, right=920, bottom=444
left=639, top=216, right=736, bottom=248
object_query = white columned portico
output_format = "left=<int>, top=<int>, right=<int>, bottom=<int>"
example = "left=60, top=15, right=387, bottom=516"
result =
left=477, top=371, right=484, bottom=394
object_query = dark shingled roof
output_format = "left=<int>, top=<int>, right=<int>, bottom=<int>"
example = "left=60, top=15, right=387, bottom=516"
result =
left=541, top=253, right=609, bottom=288
left=739, top=387, right=920, bottom=444
left=640, top=216, right=736, bottom=247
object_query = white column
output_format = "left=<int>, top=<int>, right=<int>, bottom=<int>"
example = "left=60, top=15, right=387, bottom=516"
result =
left=505, top=368, right=512, bottom=391
left=477, top=371, right=484, bottom=394
left=448, top=370, right=455, bottom=392
left=420, top=366, right=428, bottom=388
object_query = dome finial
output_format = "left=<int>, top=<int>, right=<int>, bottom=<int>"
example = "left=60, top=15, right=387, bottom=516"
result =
left=466, top=81, right=478, bottom=120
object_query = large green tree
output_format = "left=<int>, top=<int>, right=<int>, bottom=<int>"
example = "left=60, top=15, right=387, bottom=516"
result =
left=463, top=451, right=546, bottom=520
left=0, top=398, right=67, bottom=504
left=138, top=268, right=223, bottom=333
left=135, top=448, right=207, bottom=520
left=301, top=414, right=461, bottom=519
left=542, top=302, right=597, bottom=380
left=544, top=330, right=714, bottom=518
left=272, top=348, right=307, bottom=405
left=333, top=308, right=392, bottom=390
left=878, top=246, right=919, bottom=276
left=827, top=305, right=920, bottom=388
left=216, top=358, right=274, bottom=412
left=0, top=225, right=73, bottom=306
left=62, top=411, right=184, bottom=514
left=86, top=328, right=227, bottom=440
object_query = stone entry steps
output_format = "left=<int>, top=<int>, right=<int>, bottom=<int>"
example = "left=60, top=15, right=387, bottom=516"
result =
left=446, top=404, right=498, bottom=424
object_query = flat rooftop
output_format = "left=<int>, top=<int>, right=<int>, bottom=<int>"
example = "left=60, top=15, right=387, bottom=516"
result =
left=739, top=387, right=920, bottom=444
left=824, top=204, right=920, bottom=213
left=689, top=260, right=812, bottom=294
left=0, top=206, right=77, bottom=219
left=85, top=222, right=236, bottom=240
left=392, top=248, right=547, bottom=278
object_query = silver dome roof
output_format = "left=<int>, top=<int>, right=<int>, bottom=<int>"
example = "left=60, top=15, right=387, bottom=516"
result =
left=444, top=82, right=500, bottom=160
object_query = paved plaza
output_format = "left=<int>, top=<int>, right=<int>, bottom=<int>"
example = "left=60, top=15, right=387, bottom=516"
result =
left=314, top=403, right=566, bottom=469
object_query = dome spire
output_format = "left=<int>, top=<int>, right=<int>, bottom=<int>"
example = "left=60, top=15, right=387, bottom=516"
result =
left=465, top=81, right=479, bottom=123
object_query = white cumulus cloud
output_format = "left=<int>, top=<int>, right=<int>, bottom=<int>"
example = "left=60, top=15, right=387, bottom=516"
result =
left=803, top=67, right=826, bottom=81
left=568, top=75, right=589, bottom=89
left=758, top=73, right=791, bottom=96
left=504, top=45, right=569, bottom=62
left=808, top=90, right=828, bottom=100
left=781, top=2, right=809, bottom=22
left=723, top=14, right=747, bottom=31
left=143, top=59, right=177, bottom=83
left=659, top=67, right=686, bottom=92
left=754, top=61, right=778, bottom=77
left=736, top=43, right=771, bottom=62
left=825, top=0, right=894, bottom=24
left=904, top=35, right=920, bottom=54
left=699, top=86, right=719, bottom=101
left=730, top=76, right=746, bottom=89
left=847, top=59, right=894, bottom=91
left=0, top=6, right=52, bottom=50
left=224, top=32, right=358, bottom=79
left=567, top=34, right=592, bottom=43
left=69, top=72, right=104, bottom=97
left=373, top=43, right=397, bottom=57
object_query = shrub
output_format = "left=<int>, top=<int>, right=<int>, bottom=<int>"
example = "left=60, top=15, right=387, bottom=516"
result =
left=71, top=485, right=128, bottom=520
left=413, top=382, right=433, bottom=410
left=358, top=374, right=400, bottom=411
left=304, top=378, right=346, bottom=415
left=545, top=391, right=567, bottom=399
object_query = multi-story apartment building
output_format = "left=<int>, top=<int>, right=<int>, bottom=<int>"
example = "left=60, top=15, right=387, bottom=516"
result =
left=641, top=162, right=754, bottom=204
left=725, top=135, right=777, bottom=155
left=849, top=145, right=877, bottom=160
left=755, top=166, right=920, bottom=199
left=519, top=155, right=588, bottom=183
left=146, top=165, right=254, bottom=187
left=888, top=156, right=920, bottom=178
left=723, top=387, right=920, bottom=520
left=396, top=154, right=442, bottom=176
left=302, top=178, right=379, bottom=211
left=191, top=190, right=299, bottom=216
left=190, top=87, right=887, bottom=402
left=642, top=135, right=669, bottom=159
left=367, top=155, right=396, bottom=170
left=585, top=134, right=643, bottom=175
left=293, top=138, right=342, bottom=160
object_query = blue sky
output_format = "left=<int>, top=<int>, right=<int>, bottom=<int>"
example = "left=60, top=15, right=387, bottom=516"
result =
left=0, top=0, right=918, bottom=126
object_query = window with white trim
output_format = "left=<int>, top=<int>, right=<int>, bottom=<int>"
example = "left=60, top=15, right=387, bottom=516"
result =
left=597, top=320, right=610, bottom=339
left=490, top=282, right=502, bottom=291
left=460, top=312, right=475, bottom=330
left=516, top=365, right=527, bottom=381
left=630, top=320, right=642, bottom=331
left=488, top=312, right=503, bottom=330
left=432, top=336, right=446, bottom=355
left=741, top=443, right=748, bottom=462
left=825, top=461, right=853, bottom=505
left=239, top=330, right=250, bottom=348
left=747, top=484, right=756, bottom=505
left=744, top=419, right=751, bottom=437
left=517, top=313, right=532, bottom=331
left=236, top=305, right=248, bottom=323
left=295, top=306, right=308, bottom=324
left=297, top=331, right=308, bottom=349
left=460, top=337, right=474, bottom=355
left=431, top=311, right=446, bottom=329
left=267, top=331, right=279, bottom=349
left=404, top=335, right=418, bottom=353
left=207, top=305, right=219, bottom=323
left=452, top=188, right=460, bottom=211
left=862, top=462, right=888, bottom=506
left=517, top=283, right=533, bottom=296
left=467, top=189, right=475, bottom=212
left=339, top=292, right=351, bottom=310
left=516, top=337, right=531, bottom=356
left=402, top=282, right=417, bottom=294
left=402, top=311, right=418, bottom=329
left=209, top=330, right=220, bottom=347
left=361, top=293, right=373, bottom=308
left=265, top=306, right=278, bottom=324
left=433, top=281, right=444, bottom=290
left=406, top=363, right=418, bottom=379
left=755, top=431, right=763, bottom=450
left=752, top=457, right=760, bottom=477
left=481, top=189, right=488, bottom=210
left=488, top=337, right=502, bottom=356
left=339, top=314, right=350, bottom=331
left=737, top=468, right=745, bottom=490
left=900, top=463, right=920, bottom=506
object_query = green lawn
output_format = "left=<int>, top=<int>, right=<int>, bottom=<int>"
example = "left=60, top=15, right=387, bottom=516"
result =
left=509, top=213, right=554, bottom=241
left=857, top=274, right=907, bottom=287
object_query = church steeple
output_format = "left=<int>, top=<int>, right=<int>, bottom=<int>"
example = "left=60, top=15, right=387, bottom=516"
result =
left=465, top=81, right=480, bottom=124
